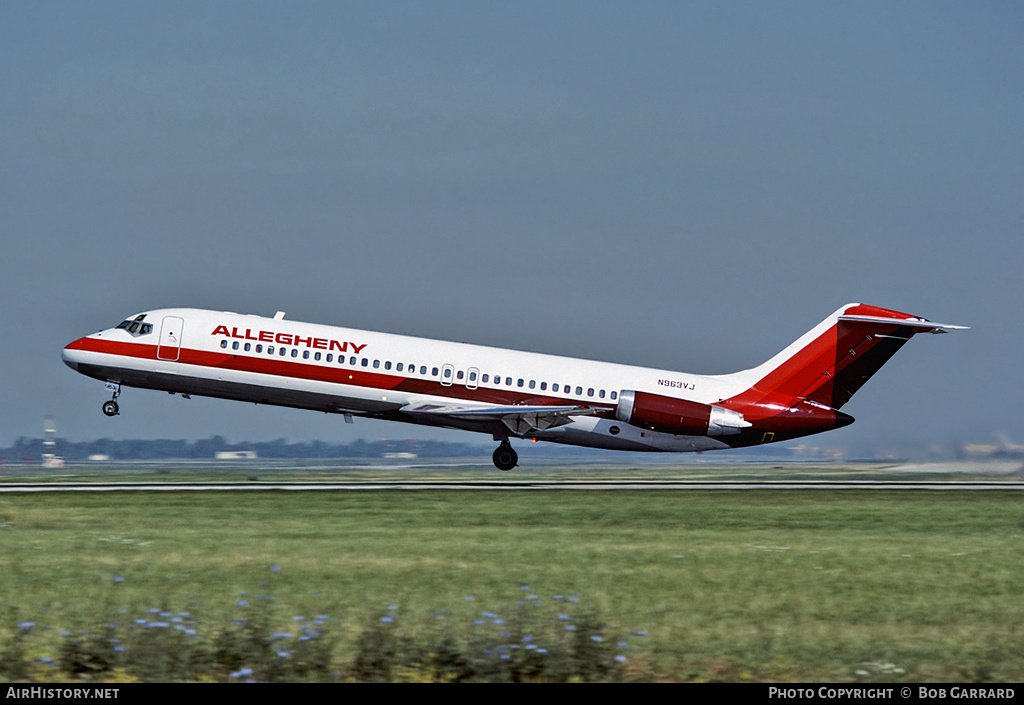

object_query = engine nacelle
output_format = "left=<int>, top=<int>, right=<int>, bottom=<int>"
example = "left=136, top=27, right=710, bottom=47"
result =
left=616, top=390, right=751, bottom=437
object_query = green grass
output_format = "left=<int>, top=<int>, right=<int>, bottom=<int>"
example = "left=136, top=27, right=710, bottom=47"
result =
left=1, top=483, right=1023, bottom=681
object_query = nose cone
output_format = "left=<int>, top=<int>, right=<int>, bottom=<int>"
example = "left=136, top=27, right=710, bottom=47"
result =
left=62, top=338, right=88, bottom=372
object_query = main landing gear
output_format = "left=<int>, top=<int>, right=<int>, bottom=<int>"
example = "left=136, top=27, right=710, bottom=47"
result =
left=492, top=440, right=518, bottom=472
left=102, top=382, right=121, bottom=417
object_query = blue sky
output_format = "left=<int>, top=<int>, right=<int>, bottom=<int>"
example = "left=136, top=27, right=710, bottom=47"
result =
left=2, top=2, right=1020, bottom=454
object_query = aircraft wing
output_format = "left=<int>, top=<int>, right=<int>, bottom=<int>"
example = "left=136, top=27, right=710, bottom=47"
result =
left=399, top=400, right=605, bottom=435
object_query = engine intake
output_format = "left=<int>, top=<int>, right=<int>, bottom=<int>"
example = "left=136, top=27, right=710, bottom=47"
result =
left=616, top=390, right=751, bottom=437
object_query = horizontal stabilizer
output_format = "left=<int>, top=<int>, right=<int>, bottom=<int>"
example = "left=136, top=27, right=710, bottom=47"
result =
left=838, top=314, right=969, bottom=334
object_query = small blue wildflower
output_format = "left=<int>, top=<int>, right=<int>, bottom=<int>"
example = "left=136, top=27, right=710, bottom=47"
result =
left=565, top=625, right=576, bottom=632
left=270, top=565, right=282, bottom=572
left=236, top=600, right=249, bottom=608
left=380, top=615, right=395, bottom=624
left=615, top=654, right=627, bottom=664
left=277, top=650, right=292, bottom=658
left=464, top=596, right=475, bottom=602
left=632, top=630, right=648, bottom=637
left=557, top=613, right=570, bottom=621
left=387, top=605, right=398, bottom=611
left=590, top=635, right=603, bottom=643
left=113, top=646, right=125, bottom=653
left=37, top=657, right=54, bottom=665
left=17, top=621, right=35, bottom=632
left=107, top=574, right=125, bottom=583
left=230, top=667, right=253, bottom=679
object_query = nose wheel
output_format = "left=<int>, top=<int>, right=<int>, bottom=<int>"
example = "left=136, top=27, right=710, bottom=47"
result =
left=102, top=382, right=121, bottom=417
left=492, top=440, right=518, bottom=471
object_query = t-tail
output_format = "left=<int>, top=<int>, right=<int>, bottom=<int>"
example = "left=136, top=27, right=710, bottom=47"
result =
left=713, top=304, right=967, bottom=446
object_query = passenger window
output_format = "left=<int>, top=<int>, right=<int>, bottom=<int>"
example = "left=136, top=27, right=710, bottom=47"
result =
left=303, top=350, right=310, bottom=360
left=587, top=388, right=594, bottom=397
left=482, top=374, right=489, bottom=383
left=326, top=354, right=333, bottom=363
left=385, top=361, right=392, bottom=370
left=244, top=343, right=251, bottom=352
left=396, top=363, right=403, bottom=372
left=220, top=340, right=228, bottom=349
left=292, top=349, right=299, bottom=358
left=611, top=391, right=618, bottom=400
left=373, top=360, right=380, bottom=369
left=314, top=352, right=321, bottom=361
left=529, top=380, right=536, bottom=389
left=268, top=346, right=274, bottom=355
left=420, top=366, right=427, bottom=375
left=540, top=382, right=547, bottom=391
left=232, top=341, right=240, bottom=351
left=362, top=358, right=369, bottom=367
left=575, top=387, right=582, bottom=395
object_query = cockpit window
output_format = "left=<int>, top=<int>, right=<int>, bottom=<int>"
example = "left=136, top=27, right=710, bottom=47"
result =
left=116, top=314, right=153, bottom=337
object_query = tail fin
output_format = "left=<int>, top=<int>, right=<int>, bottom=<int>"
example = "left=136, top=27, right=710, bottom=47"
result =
left=718, top=304, right=966, bottom=430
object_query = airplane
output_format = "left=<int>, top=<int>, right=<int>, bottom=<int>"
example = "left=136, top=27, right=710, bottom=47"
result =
left=62, top=303, right=966, bottom=470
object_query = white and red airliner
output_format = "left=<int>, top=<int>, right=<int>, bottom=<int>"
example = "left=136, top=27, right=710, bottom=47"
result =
left=62, top=304, right=965, bottom=470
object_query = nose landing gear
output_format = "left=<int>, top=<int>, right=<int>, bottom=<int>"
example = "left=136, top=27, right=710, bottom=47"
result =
left=492, top=440, right=518, bottom=471
left=102, top=382, right=121, bottom=417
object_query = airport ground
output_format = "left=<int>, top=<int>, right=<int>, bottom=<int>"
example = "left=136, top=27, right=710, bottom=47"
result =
left=1, top=460, right=1022, bottom=682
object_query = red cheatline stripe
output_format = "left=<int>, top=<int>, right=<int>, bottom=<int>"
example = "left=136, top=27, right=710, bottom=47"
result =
left=67, top=337, right=615, bottom=411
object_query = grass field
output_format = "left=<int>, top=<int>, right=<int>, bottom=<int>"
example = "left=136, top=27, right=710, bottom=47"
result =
left=1, top=466, right=1022, bottom=681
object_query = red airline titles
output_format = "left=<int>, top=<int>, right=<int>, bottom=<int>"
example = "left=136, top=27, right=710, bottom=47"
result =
left=211, top=325, right=367, bottom=355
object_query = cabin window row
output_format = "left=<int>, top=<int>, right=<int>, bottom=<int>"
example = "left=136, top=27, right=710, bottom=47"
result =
left=218, top=339, right=617, bottom=401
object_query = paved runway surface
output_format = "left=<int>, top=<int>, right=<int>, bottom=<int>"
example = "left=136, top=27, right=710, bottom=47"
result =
left=3, top=480, right=1023, bottom=492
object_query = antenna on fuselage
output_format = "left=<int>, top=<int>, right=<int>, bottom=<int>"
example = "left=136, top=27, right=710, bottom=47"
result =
left=274, top=312, right=286, bottom=320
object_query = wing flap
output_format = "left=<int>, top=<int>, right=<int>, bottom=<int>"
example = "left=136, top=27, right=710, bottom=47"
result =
left=399, top=400, right=604, bottom=435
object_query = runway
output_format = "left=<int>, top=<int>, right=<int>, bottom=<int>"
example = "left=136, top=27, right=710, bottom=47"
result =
left=2, top=480, right=1024, bottom=492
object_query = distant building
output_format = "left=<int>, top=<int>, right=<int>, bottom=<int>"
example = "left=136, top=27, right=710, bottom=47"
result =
left=214, top=451, right=259, bottom=460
